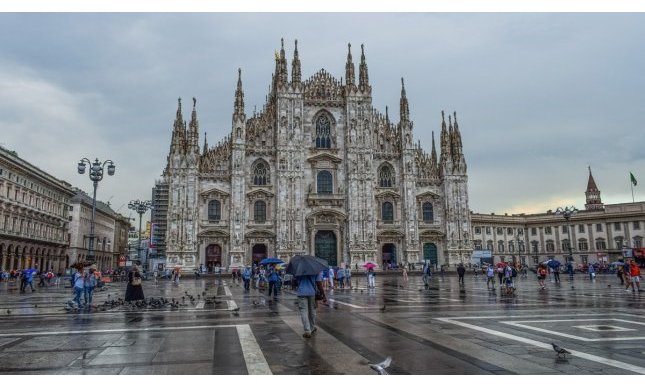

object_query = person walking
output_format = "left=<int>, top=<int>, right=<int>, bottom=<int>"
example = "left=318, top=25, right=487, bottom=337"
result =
left=553, top=262, right=561, bottom=284
left=345, top=265, right=352, bottom=289
left=83, top=267, right=97, bottom=308
left=486, top=265, right=496, bottom=289
left=588, top=264, right=595, bottom=281
left=72, top=268, right=84, bottom=308
left=457, top=263, right=466, bottom=285
left=21, top=267, right=36, bottom=293
left=402, top=265, right=408, bottom=282
left=296, top=271, right=326, bottom=338
left=336, top=266, right=345, bottom=289
left=566, top=261, right=574, bottom=282
left=125, top=266, right=145, bottom=302
left=328, top=267, right=335, bottom=289
left=242, top=266, right=252, bottom=291
left=267, top=265, right=280, bottom=299
left=629, top=260, right=641, bottom=293
left=616, top=264, right=625, bottom=285
left=496, top=264, right=505, bottom=288
left=537, top=263, right=547, bottom=290
left=367, top=267, right=376, bottom=288
left=422, top=261, right=430, bottom=287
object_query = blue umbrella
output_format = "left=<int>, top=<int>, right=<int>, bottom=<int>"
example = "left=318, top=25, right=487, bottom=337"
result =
left=547, top=259, right=561, bottom=269
left=259, top=257, right=284, bottom=265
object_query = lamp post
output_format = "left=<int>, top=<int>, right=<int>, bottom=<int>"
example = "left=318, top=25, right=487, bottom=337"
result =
left=77, top=158, right=115, bottom=264
left=555, top=206, right=578, bottom=263
left=128, top=200, right=153, bottom=267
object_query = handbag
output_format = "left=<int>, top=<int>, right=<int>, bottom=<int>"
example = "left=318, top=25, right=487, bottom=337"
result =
left=132, top=275, right=142, bottom=286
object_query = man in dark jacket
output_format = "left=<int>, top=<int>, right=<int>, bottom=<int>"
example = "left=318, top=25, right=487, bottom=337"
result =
left=457, top=264, right=466, bottom=285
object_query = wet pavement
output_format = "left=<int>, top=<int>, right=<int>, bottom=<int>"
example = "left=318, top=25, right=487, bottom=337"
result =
left=0, top=272, right=643, bottom=375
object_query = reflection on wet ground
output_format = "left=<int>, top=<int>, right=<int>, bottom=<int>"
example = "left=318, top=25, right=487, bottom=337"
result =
left=0, top=272, right=643, bottom=374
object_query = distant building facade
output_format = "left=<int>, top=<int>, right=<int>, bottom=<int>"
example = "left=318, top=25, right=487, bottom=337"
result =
left=68, top=189, right=121, bottom=270
left=0, top=146, right=75, bottom=272
left=162, top=41, right=472, bottom=271
left=150, top=180, right=168, bottom=266
left=471, top=169, right=645, bottom=266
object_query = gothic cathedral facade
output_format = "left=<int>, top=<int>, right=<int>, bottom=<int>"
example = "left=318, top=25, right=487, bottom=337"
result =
left=163, top=41, right=472, bottom=271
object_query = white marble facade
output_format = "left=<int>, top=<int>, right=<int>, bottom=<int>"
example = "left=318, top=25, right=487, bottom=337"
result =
left=163, top=41, right=472, bottom=271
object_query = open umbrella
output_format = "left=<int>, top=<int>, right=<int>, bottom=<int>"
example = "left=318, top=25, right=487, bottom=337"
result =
left=610, top=261, right=625, bottom=267
left=363, top=262, right=378, bottom=269
left=260, top=257, right=284, bottom=266
left=495, top=262, right=507, bottom=268
left=547, top=259, right=561, bottom=269
left=286, top=255, right=329, bottom=277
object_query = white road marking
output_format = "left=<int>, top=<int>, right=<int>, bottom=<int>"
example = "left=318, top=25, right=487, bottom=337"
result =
left=236, top=325, right=272, bottom=375
left=0, top=324, right=240, bottom=337
left=228, top=300, right=239, bottom=311
left=436, top=317, right=645, bottom=375
left=328, top=299, right=365, bottom=309
left=196, top=301, right=205, bottom=309
left=224, top=284, right=232, bottom=297
left=501, top=318, right=645, bottom=341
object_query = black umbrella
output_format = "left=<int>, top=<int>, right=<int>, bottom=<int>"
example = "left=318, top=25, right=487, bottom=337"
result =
left=286, top=255, right=329, bottom=277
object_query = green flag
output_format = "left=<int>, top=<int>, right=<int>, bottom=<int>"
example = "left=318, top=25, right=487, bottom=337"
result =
left=631, top=172, right=637, bottom=186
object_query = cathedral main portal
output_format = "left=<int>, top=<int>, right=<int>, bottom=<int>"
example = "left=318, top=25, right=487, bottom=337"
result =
left=315, top=231, right=337, bottom=267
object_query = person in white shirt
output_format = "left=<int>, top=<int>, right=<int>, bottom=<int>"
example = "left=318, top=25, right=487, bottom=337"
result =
left=328, top=267, right=335, bottom=289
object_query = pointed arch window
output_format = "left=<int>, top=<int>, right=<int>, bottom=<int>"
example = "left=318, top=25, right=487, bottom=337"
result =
left=208, top=200, right=221, bottom=222
left=315, top=114, right=332, bottom=149
left=317, top=170, right=333, bottom=194
left=253, top=161, right=270, bottom=185
left=422, top=202, right=434, bottom=223
left=382, top=202, right=394, bottom=224
left=254, top=200, right=266, bottom=223
left=379, top=164, right=395, bottom=187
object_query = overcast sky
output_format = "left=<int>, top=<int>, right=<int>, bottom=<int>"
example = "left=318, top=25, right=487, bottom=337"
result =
left=1, top=13, right=643, bottom=224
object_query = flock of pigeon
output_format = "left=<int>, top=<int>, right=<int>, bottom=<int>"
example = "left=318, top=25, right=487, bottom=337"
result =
left=63, top=290, right=224, bottom=312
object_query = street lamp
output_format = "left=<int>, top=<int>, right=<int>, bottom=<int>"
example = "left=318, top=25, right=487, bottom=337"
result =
left=77, top=158, right=115, bottom=264
left=555, top=206, right=578, bottom=263
left=128, top=199, right=153, bottom=267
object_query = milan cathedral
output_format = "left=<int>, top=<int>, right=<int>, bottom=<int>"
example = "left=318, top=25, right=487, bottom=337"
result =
left=162, top=40, right=472, bottom=271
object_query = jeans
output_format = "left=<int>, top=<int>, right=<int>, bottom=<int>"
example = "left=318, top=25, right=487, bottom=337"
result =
left=84, top=286, right=95, bottom=306
left=553, top=272, right=560, bottom=283
left=458, top=274, right=464, bottom=284
left=268, top=281, right=278, bottom=297
left=243, top=278, right=250, bottom=290
left=73, top=287, right=83, bottom=307
left=368, top=274, right=375, bottom=288
left=297, top=296, right=316, bottom=333
left=486, top=276, right=495, bottom=287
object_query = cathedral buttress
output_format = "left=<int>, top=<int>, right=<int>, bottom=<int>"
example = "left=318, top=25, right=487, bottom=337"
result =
left=230, top=68, right=247, bottom=263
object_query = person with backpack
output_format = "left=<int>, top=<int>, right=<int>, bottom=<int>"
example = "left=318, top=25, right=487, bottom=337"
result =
left=457, top=263, right=466, bottom=285
left=84, top=267, right=98, bottom=308
left=496, top=264, right=505, bottom=288
left=267, top=265, right=280, bottom=299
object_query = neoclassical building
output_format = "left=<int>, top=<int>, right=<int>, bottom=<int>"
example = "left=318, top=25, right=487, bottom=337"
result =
left=471, top=169, right=645, bottom=266
left=162, top=41, right=472, bottom=271
left=0, top=146, right=75, bottom=272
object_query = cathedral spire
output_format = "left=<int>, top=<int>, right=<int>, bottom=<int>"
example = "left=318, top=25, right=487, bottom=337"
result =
left=431, top=130, right=438, bottom=165
left=359, top=43, right=370, bottom=90
left=202, top=132, right=208, bottom=155
left=345, top=43, right=355, bottom=86
left=452, top=111, right=463, bottom=156
left=291, top=39, right=301, bottom=85
left=171, top=97, right=186, bottom=152
left=385, top=105, right=390, bottom=125
left=233, top=68, right=245, bottom=122
left=440, top=110, right=452, bottom=168
left=188, top=97, right=199, bottom=152
left=400, top=77, right=409, bottom=123
left=585, top=166, right=604, bottom=211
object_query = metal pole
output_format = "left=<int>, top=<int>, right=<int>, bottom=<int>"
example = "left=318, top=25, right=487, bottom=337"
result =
left=138, top=211, right=143, bottom=264
left=88, top=180, right=98, bottom=263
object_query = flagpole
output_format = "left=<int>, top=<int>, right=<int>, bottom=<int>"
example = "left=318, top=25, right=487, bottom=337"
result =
left=632, top=179, right=635, bottom=203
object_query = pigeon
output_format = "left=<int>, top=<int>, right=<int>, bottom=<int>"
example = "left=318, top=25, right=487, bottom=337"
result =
left=6, top=309, right=11, bottom=315
left=252, top=300, right=260, bottom=306
left=369, top=356, right=391, bottom=375
left=379, top=305, right=386, bottom=312
left=551, top=343, right=571, bottom=358
left=34, top=304, right=38, bottom=308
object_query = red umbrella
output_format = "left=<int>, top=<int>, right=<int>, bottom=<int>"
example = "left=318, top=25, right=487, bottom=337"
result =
left=495, top=262, right=507, bottom=268
left=363, top=262, right=377, bottom=269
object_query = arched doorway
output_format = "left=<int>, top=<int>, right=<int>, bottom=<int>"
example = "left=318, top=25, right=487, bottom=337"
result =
left=382, top=243, right=397, bottom=268
left=315, top=231, right=337, bottom=266
left=252, top=244, right=267, bottom=265
left=205, top=244, right=222, bottom=272
left=423, top=243, right=438, bottom=269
